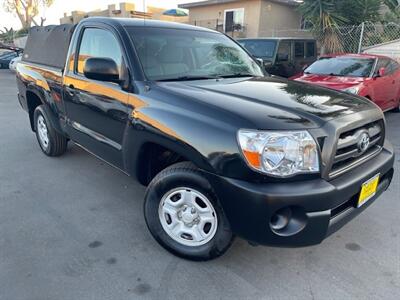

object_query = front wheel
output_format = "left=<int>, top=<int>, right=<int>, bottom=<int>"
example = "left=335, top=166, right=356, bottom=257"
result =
left=144, top=162, right=234, bottom=261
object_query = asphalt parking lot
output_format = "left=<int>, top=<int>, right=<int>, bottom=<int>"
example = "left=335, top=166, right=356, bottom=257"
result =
left=0, top=69, right=399, bottom=300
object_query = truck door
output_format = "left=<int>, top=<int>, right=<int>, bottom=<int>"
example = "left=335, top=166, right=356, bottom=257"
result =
left=63, top=27, right=131, bottom=169
left=293, top=41, right=306, bottom=76
left=274, top=41, right=294, bottom=77
left=305, top=41, right=317, bottom=68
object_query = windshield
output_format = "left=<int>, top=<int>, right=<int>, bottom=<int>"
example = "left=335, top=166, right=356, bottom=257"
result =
left=238, top=40, right=277, bottom=59
left=127, top=27, right=264, bottom=81
left=0, top=51, right=16, bottom=59
left=304, top=57, right=375, bottom=77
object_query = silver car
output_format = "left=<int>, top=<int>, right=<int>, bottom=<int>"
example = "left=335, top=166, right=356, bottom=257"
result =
left=9, top=55, right=22, bottom=72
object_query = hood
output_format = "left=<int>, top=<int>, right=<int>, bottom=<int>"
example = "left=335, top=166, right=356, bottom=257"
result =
left=153, top=76, right=376, bottom=130
left=293, top=73, right=366, bottom=90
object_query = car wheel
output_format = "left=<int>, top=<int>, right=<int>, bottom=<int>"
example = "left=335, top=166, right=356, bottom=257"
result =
left=144, top=162, right=234, bottom=261
left=34, top=105, right=68, bottom=156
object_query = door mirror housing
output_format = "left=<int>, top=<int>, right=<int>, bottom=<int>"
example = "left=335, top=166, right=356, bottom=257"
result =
left=255, top=57, right=264, bottom=66
left=83, top=57, right=120, bottom=83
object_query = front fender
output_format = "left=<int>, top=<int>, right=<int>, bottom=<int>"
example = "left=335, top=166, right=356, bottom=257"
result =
left=123, top=121, right=216, bottom=182
left=121, top=87, right=260, bottom=181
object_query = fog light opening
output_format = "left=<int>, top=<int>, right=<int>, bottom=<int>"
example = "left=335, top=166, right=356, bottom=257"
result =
left=270, top=206, right=308, bottom=237
left=270, top=207, right=292, bottom=231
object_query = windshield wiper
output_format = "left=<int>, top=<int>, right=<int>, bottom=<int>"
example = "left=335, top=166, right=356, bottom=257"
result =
left=158, top=75, right=221, bottom=82
left=218, top=73, right=256, bottom=79
left=328, top=73, right=344, bottom=77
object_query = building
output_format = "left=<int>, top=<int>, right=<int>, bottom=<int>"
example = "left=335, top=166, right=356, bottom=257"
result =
left=60, top=2, right=189, bottom=25
left=179, top=0, right=305, bottom=38
left=364, top=39, right=400, bottom=62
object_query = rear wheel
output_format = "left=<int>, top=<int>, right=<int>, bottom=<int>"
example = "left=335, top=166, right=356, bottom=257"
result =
left=144, top=162, right=234, bottom=261
left=34, top=105, right=68, bottom=156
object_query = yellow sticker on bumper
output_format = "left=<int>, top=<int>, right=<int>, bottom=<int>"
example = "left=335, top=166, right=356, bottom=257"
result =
left=358, top=174, right=380, bottom=208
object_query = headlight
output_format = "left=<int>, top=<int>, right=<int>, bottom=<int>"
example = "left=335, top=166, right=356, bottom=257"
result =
left=237, top=130, right=320, bottom=177
left=342, top=85, right=361, bottom=95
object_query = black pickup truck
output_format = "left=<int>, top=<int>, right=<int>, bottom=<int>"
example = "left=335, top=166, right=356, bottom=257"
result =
left=16, top=18, right=394, bottom=261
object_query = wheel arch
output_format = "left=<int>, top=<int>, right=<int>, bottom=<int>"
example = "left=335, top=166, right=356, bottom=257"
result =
left=125, top=135, right=213, bottom=186
left=26, top=89, right=45, bottom=131
left=25, top=88, right=64, bottom=135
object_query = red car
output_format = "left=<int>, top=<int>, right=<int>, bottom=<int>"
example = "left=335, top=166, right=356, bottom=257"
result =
left=291, top=53, right=400, bottom=112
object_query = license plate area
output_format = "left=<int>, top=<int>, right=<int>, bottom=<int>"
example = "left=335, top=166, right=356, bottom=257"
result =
left=358, top=174, right=380, bottom=208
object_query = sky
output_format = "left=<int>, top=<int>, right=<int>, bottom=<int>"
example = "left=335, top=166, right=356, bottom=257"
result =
left=0, top=0, right=200, bottom=30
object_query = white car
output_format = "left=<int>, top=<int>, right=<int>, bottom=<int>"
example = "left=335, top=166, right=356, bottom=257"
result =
left=9, top=55, right=22, bottom=72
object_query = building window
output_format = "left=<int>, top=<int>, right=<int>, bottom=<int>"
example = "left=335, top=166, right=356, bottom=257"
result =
left=224, top=8, right=244, bottom=33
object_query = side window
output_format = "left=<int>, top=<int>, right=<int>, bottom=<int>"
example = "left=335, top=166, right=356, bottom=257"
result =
left=76, top=28, right=122, bottom=75
left=306, top=42, right=316, bottom=58
left=375, top=58, right=390, bottom=76
left=388, top=60, right=400, bottom=74
left=277, top=41, right=291, bottom=62
left=294, top=41, right=305, bottom=58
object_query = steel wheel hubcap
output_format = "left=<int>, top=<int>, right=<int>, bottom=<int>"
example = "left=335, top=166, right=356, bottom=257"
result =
left=37, top=115, right=49, bottom=149
left=158, top=188, right=218, bottom=246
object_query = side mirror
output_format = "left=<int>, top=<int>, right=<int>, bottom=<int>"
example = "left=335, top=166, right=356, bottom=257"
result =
left=84, top=57, right=120, bottom=83
left=255, top=57, right=264, bottom=66
left=378, top=67, right=386, bottom=77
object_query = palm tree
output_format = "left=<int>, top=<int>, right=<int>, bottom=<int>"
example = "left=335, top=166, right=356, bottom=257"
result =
left=299, top=0, right=348, bottom=53
left=299, top=0, right=347, bottom=29
left=383, top=0, right=400, bottom=10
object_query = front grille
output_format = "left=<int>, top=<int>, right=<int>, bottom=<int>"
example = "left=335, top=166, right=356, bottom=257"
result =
left=330, top=120, right=384, bottom=178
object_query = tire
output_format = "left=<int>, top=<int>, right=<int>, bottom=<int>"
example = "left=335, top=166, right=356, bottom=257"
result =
left=34, top=105, right=68, bottom=156
left=144, top=162, right=234, bottom=261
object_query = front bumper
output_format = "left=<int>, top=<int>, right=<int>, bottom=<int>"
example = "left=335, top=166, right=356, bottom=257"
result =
left=205, top=142, right=395, bottom=247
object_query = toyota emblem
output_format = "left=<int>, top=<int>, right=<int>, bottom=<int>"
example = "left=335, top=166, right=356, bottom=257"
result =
left=358, top=132, right=370, bottom=153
